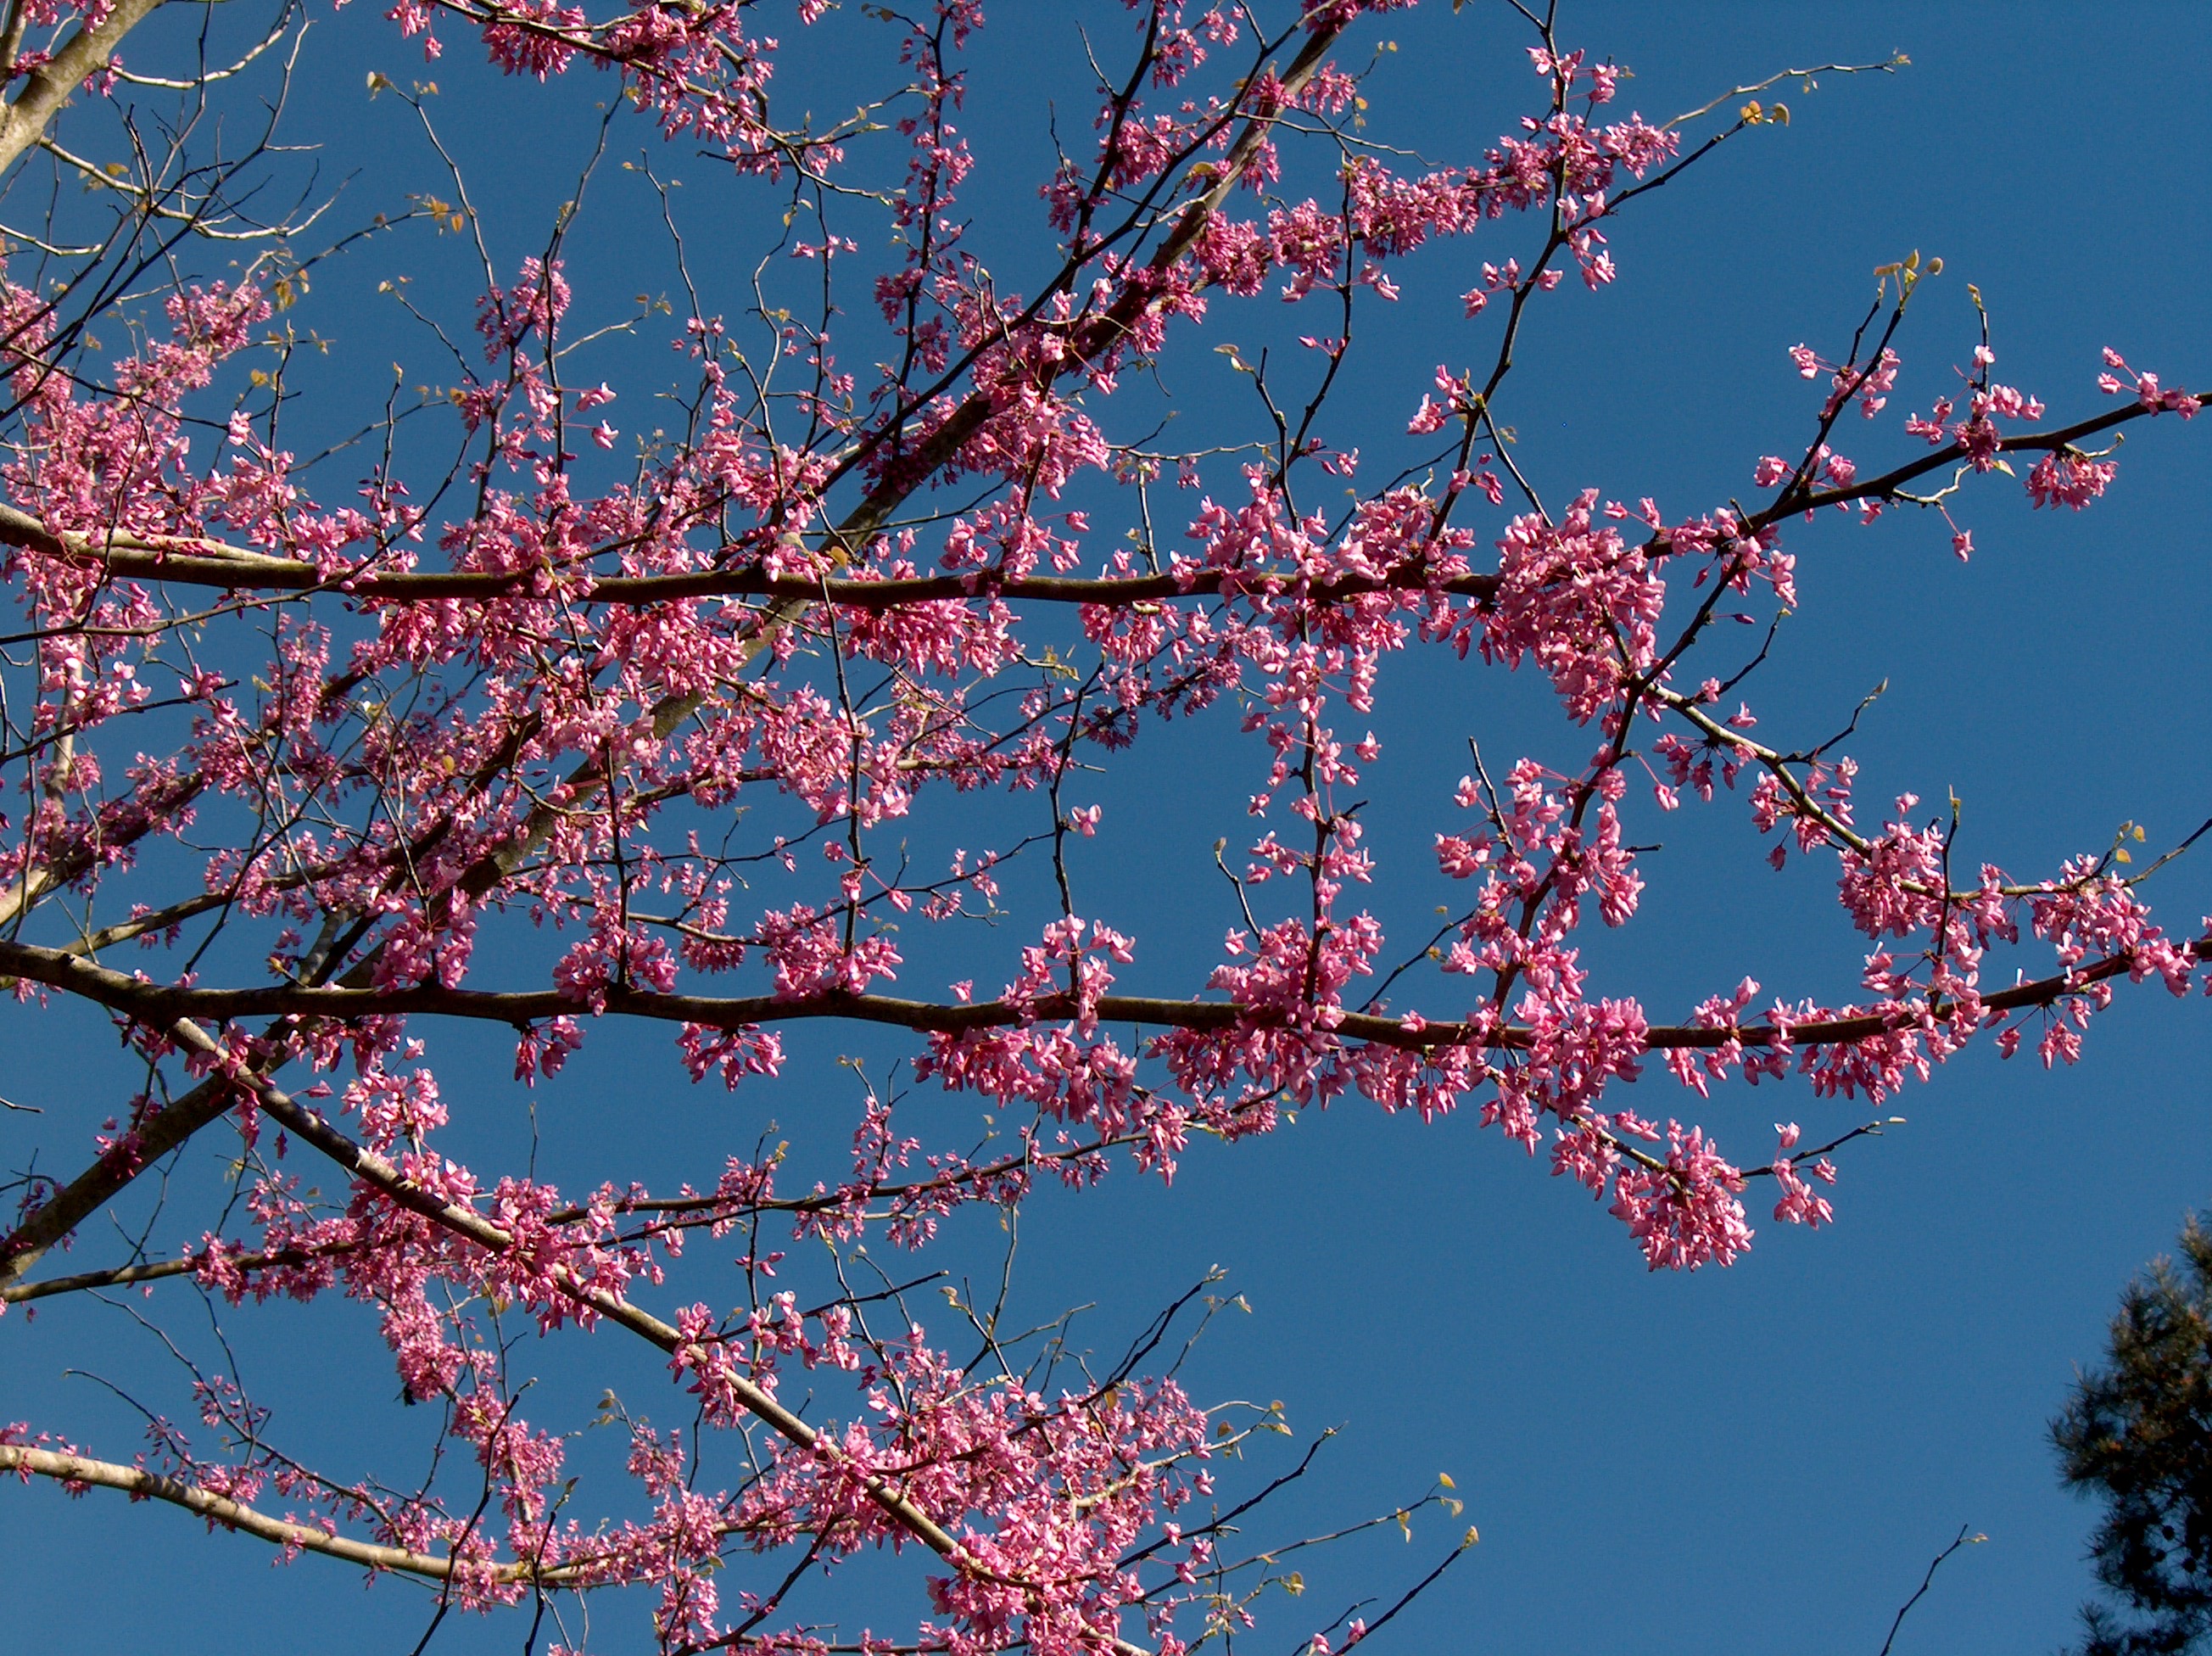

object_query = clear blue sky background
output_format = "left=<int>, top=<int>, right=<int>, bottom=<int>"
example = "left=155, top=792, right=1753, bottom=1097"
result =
left=6, top=3, right=2210, bottom=1653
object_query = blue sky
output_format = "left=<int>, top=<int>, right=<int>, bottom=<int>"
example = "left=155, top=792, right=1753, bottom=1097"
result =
left=6, top=3, right=2211, bottom=1653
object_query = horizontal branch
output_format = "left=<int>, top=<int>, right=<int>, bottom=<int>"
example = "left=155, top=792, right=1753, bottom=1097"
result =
left=0, top=1244, right=323, bottom=1305
left=3, top=405, right=2178, bottom=618
left=0, top=519, right=1500, bottom=610
left=2, top=1127, right=1150, bottom=1303
left=1756, top=400, right=2167, bottom=528
left=3, top=933, right=2196, bottom=1061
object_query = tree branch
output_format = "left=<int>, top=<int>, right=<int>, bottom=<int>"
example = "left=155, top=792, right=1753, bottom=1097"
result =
left=0, top=0, right=168, bottom=176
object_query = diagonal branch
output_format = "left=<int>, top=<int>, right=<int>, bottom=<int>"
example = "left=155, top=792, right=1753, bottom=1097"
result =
left=0, top=1443, right=603, bottom=1586
left=0, top=0, right=168, bottom=176
left=134, top=1010, right=1156, bottom=1656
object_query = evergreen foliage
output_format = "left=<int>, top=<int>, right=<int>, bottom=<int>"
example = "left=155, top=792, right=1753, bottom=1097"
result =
left=2057, top=1217, right=2212, bottom=1655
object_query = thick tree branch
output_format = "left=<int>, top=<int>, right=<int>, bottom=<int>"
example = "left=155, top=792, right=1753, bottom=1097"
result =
left=0, top=0, right=167, bottom=174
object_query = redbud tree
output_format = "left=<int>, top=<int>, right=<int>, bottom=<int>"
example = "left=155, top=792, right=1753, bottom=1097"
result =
left=0, top=0, right=2203, bottom=1651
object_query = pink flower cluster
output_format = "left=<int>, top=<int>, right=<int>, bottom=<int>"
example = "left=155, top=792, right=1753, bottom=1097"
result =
left=2, top=4, right=2207, bottom=1648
